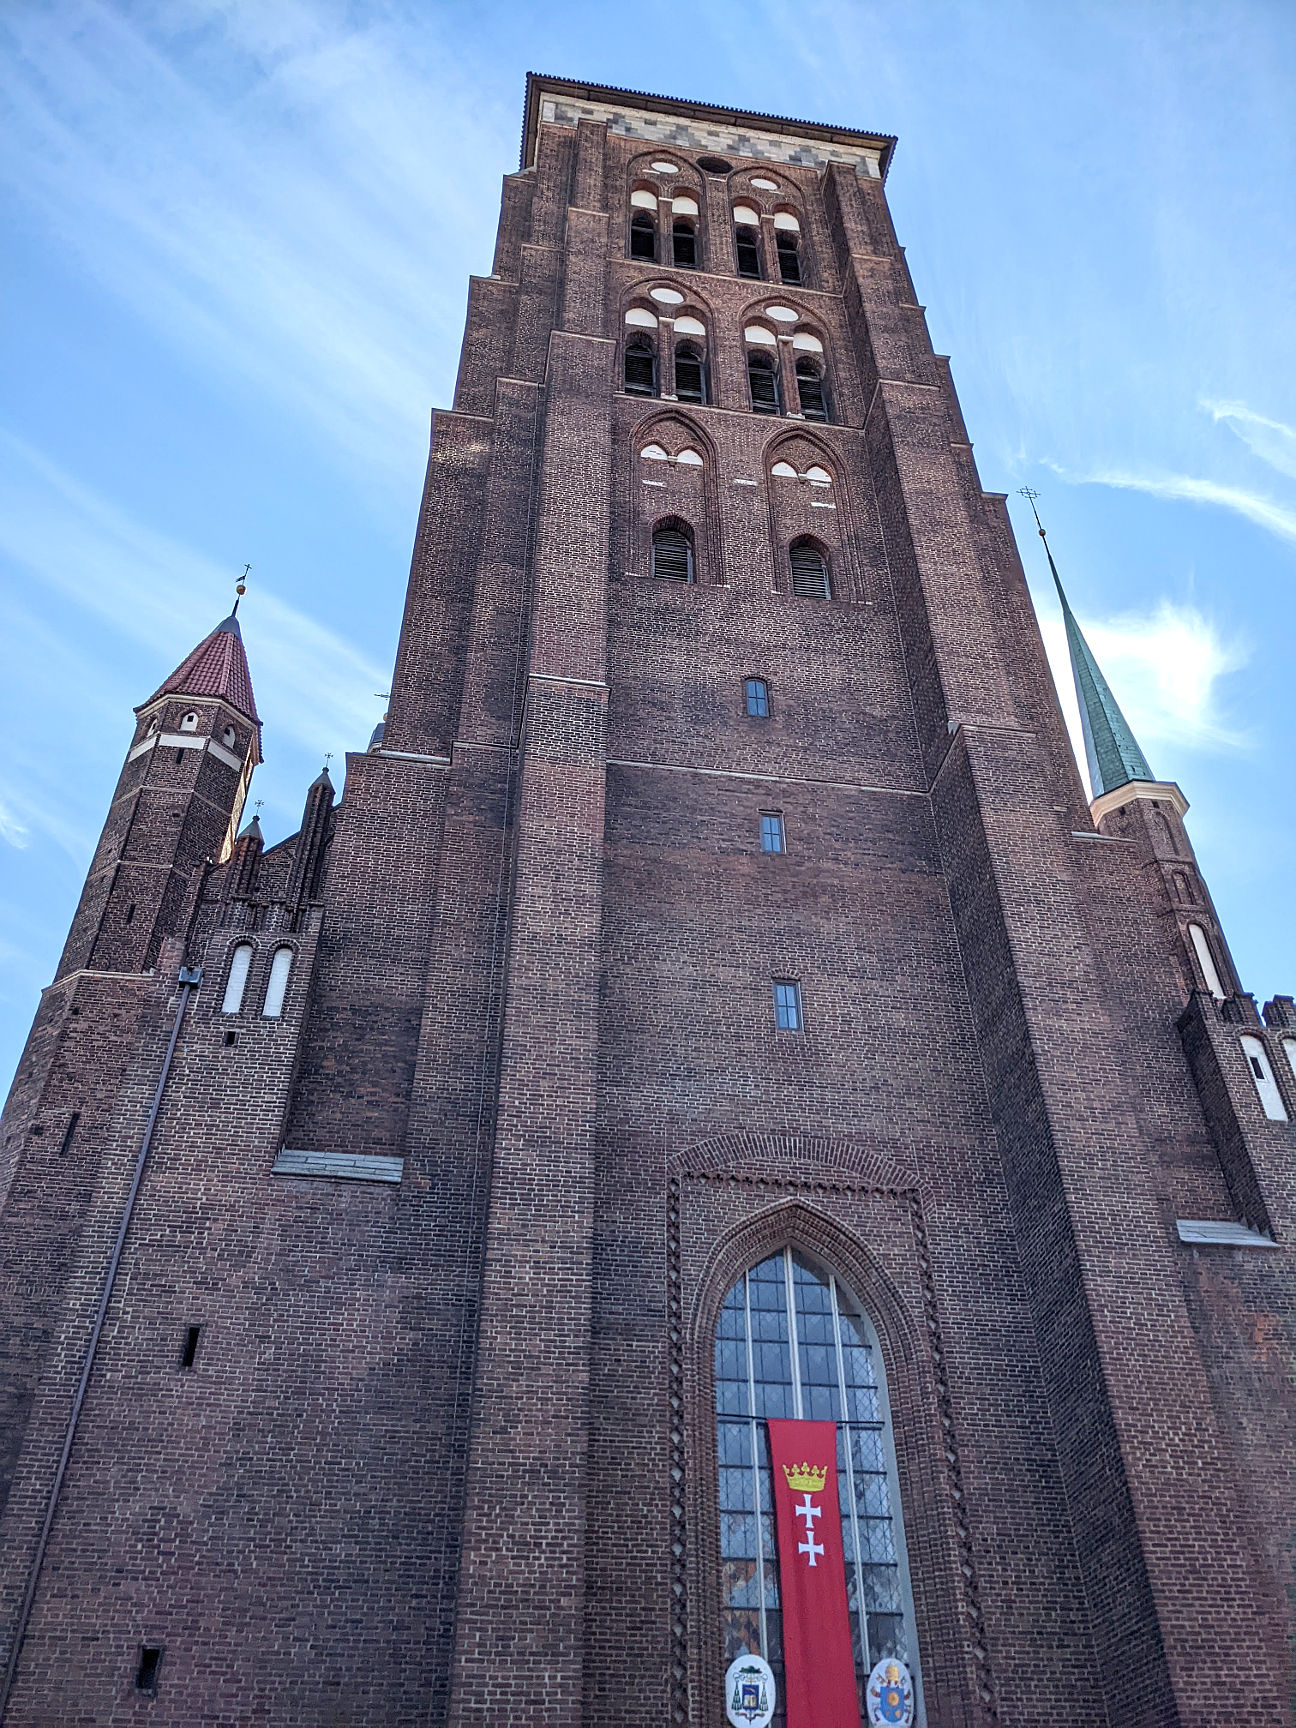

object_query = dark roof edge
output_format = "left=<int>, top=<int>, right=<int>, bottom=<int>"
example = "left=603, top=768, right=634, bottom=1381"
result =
left=520, top=73, right=896, bottom=179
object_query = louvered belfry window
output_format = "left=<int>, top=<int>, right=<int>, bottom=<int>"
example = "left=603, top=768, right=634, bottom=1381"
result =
left=673, top=219, right=697, bottom=268
left=652, top=525, right=694, bottom=582
left=748, top=351, right=780, bottom=414
left=790, top=539, right=830, bottom=599
left=630, top=210, right=657, bottom=261
left=796, top=359, right=828, bottom=422
left=624, top=335, right=657, bottom=396
left=675, top=344, right=706, bottom=404
left=777, top=230, right=802, bottom=283
left=735, top=227, right=762, bottom=278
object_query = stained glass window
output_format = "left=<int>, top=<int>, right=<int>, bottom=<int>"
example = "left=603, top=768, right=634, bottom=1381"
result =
left=715, top=1249, right=922, bottom=1726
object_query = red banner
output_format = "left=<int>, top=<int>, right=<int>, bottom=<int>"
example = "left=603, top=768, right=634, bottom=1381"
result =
left=767, top=1418, right=860, bottom=1728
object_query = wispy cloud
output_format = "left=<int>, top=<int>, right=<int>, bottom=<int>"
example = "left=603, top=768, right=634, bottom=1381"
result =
left=1202, top=400, right=1296, bottom=483
left=0, top=802, right=29, bottom=851
left=0, top=1, right=508, bottom=495
left=0, top=430, right=388, bottom=828
left=1085, top=601, right=1248, bottom=751
left=1068, top=467, right=1296, bottom=548
left=1039, top=595, right=1248, bottom=797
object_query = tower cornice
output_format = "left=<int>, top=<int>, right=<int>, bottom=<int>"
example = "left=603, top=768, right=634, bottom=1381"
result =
left=522, top=72, right=896, bottom=177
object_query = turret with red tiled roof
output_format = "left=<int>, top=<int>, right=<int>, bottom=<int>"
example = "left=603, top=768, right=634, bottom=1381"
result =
left=140, top=610, right=260, bottom=725
left=55, top=603, right=264, bottom=979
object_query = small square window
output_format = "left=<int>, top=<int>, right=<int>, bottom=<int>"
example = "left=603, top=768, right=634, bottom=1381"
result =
left=772, top=979, right=802, bottom=1031
left=745, top=678, right=769, bottom=718
left=760, top=813, right=785, bottom=854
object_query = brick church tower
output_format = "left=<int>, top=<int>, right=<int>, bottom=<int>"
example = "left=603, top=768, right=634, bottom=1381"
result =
left=0, top=76, right=1292, bottom=1728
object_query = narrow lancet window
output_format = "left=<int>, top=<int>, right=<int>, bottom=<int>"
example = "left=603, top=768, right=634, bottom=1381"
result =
left=748, top=351, right=781, bottom=415
left=652, top=524, right=694, bottom=583
left=796, top=359, right=828, bottom=422
left=675, top=343, right=706, bottom=404
left=734, top=206, right=762, bottom=278
left=262, top=947, right=293, bottom=1018
left=624, top=334, right=657, bottom=396
left=222, top=944, right=253, bottom=1015
left=630, top=209, right=657, bottom=261
left=790, top=540, right=830, bottom=600
left=1187, top=924, right=1225, bottom=1001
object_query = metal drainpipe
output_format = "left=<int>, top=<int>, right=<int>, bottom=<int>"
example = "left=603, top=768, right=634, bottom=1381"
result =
left=0, top=964, right=202, bottom=1720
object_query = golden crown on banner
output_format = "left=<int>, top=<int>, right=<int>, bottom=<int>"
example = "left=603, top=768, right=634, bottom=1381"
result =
left=781, top=1461, right=828, bottom=1492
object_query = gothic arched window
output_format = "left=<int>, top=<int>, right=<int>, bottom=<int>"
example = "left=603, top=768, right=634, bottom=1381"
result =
left=790, top=539, right=830, bottom=600
left=652, top=522, right=694, bottom=583
left=262, top=946, right=293, bottom=1018
left=733, top=205, right=763, bottom=278
left=748, top=350, right=781, bottom=415
left=775, top=214, right=802, bottom=284
left=630, top=201, right=657, bottom=262
left=795, top=358, right=828, bottom=422
left=672, top=195, right=700, bottom=268
left=675, top=342, right=707, bottom=404
left=221, top=943, right=254, bottom=1015
left=624, top=333, right=657, bottom=397
left=715, top=1249, right=921, bottom=1712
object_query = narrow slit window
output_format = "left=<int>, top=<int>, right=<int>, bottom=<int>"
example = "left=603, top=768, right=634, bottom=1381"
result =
left=796, top=359, right=828, bottom=422
left=674, top=343, right=706, bottom=404
left=652, top=525, right=694, bottom=583
left=135, top=1647, right=163, bottom=1694
left=221, top=943, right=254, bottom=1015
left=744, top=678, right=770, bottom=718
left=672, top=219, right=697, bottom=268
left=180, top=1325, right=202, bottom=1369
left=790, top=540, right=830, bottom=600
left=624, top=334, right=657, bottom=396
left=760, top=812, right=785, bottom=854
left=776, top=229, right=802, bottom=283
left=123, top=902, right=136, bottom=925
left=59, top=1110, right=80, bottom=1157
left=630, top=209, right=656, bottom=261
left=773, top=978, right=803, bottom=1031
left=262, top=947, right=293, bottom=1019
left=748, top=351, right=781, bottom=415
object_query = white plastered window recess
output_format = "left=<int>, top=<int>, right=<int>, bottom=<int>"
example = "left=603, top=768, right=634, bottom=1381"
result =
left=1188, top=924, right=1226, bottom=1001
left=221, top=944, right=254, bottom=1014
left=1240, top=1035, right=1287, bottom=1121
left=262, top=947, right=293, bottom=1018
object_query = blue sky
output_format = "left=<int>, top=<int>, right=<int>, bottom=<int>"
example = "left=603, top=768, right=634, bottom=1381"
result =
left=2, top=0, right=1294, bottom=1080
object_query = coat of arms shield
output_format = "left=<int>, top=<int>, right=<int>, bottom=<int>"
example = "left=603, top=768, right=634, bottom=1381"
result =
left=724, top=1652, right=776, bottom=1727
left=866, top=1656, right=916, bottom=1726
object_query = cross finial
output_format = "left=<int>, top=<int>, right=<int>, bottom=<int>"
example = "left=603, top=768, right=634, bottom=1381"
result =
left=254, top=798, right=263, bottom=813
left=1017, top=486, right=1047, bottom=540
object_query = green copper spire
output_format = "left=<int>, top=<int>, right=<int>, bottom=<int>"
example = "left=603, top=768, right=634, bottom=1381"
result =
left=1020, top=491, right=1154, bottom=797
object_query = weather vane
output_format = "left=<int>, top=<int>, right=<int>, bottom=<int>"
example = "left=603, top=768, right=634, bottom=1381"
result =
left=233, top=563, right=251, bottom=614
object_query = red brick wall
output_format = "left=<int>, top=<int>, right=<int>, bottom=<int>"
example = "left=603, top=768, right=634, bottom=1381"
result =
left=0, top=89, right=1291, bottom=1728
